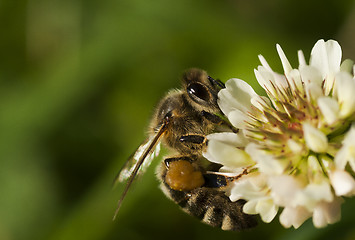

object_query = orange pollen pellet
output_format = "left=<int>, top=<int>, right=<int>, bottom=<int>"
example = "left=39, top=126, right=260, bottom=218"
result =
left=165, top=160, right=205, bottom=191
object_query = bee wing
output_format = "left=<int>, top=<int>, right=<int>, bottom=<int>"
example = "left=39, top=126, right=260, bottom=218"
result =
left=113, top=122, right=167, bottom=220
left=112, top=137, right=161, bottom=188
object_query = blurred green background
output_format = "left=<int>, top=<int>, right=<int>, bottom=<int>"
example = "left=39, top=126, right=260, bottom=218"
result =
left=1, top=0, right=355, bottom=240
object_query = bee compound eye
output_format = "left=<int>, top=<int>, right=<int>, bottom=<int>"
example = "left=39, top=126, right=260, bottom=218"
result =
left=187, top=82, right=210, bottom=102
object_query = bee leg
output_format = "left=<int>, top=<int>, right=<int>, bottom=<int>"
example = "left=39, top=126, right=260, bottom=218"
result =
left=164, top=156, right=193, bottom=168
left=179, top=134, right=206, bottom=144
left=202, top=173, right=228, bottom=188
left=163, top=156, right=205, bottom=192
left=201, top=111, right=239, bottom=133
left=203, top=168, right=250, bottom=188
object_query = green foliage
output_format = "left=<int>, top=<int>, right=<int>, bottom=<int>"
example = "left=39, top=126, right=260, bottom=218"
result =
left=0, top=0, right=354, bottom=239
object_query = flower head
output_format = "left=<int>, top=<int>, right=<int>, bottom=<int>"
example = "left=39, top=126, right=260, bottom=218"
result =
left=204, top=39, right=355, bottom=228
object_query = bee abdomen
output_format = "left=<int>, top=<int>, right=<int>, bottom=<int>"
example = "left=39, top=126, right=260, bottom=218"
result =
left=162, top=183, right=257, bottom=231
left=189, top=188, right=257, bottom=231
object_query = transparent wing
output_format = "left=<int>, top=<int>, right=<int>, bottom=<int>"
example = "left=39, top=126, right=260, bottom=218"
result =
left=113, top=137, right=161, bottom=187
left=113, top=123, right=167, bottom=220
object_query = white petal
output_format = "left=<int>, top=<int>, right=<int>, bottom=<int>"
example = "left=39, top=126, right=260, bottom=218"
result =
left=310, top=39, right=327, bottom=72
left=334, top=147, right=347, bottom=170
left=256, top=198, right=278, bottom=223
left=243, top=196, right=278, bottom=223
left=287, top=69, right=303, bottom=93
left=218, top=166, right=241, bottom=173
left=342, top=124, right=355, bottom=146
left=335, top=125, right=355, bottom=171
left=245, top=143, right=288, bottom=175
left=205, top=139, right=254, bottom=168
left=307, top=154, right=323, bottom=173
left=251, top=95, right=270, bottom=112
left=230, top=181, right=254, bottom=202
left=305, top=182, right=333, bottom=203
left=295, top=180, right=334, bottom=211
left=254, top=67, right=275, bottom=95
left=255, top=66, right=289, bottom=98
left=298, top=50, right=307, bottom=66
left=299, top=65, right=323, bottom=101
left=310, top=39, right=342, bottom=79
left=306, top=82, right=324, bottom=102
left=273, top=72, right=290, bottom=91
left=340, top=59, right=354, bottom=73
left=277, top=44, right=293, bottom=74
left=310, top=39, right=342, bottom=95
left=303, top=123, right=328, bottom=153
left=258, top=54, right=273, bottom=71
left=256, top=157, right=288, bottom=175
left=336, top=71, right=355, bottom=118
left=312, top=198, right=342, bottom=228
left=299, top=65, right=323, bottom=100
left=329, top=169, right=355, bottom=196
left=280, top=206, right=311, bottom=229
left=243, top=199, right=258, bottom=215
left=229, top=173, right=268, bottom=201
left=257, top=52, right=290, bottom=93
left=268, top=175, right=303, bottom=206
left=206, top=132, right=248, bottom=148
left=287, top=139, right=304, bottom=154
left=324, top=40, right=342, bottom=74
left=317, top=96, right=340, bottom=125
left=227, top=109, right=248, bottom=129
left=218, top=78, right=259, bottom=116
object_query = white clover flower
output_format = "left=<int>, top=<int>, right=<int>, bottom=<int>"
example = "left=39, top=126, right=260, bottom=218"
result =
left=204, top=39, right=355, bottom=229
left=230, top=172, right=279, bottom=223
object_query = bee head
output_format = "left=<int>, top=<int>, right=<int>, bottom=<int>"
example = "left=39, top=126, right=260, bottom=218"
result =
left=182, top=68, right=221, bottom=112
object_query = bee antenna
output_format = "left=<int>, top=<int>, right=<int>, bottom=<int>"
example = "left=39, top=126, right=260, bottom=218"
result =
left=208, top=76, right=225, bottom=89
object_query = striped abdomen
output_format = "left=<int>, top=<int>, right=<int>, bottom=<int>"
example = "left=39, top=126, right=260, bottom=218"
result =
left=160, top=182, right=257, bottom=231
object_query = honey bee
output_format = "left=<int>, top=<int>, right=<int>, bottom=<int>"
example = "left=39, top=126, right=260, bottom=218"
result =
left=114, top=68, right=257, bottom=231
